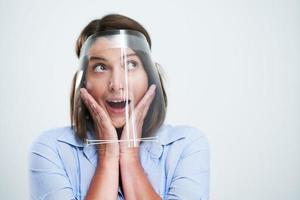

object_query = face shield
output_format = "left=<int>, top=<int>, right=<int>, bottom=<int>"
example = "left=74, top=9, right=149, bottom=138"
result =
left=74, top=30, right=161, bottom=147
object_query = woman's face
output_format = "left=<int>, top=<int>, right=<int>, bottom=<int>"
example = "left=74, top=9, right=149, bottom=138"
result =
left=85, top=39, right=149, bottom=128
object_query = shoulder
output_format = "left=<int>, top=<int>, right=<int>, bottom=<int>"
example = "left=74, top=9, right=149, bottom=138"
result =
left=29, top=126, right=82, bottom=153
left=157, top=124, right=209, bottom=149
left=159, top=125, right=210, bottom=199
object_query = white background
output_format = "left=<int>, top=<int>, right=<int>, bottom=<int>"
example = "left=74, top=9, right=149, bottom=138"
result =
left=0, top=0, right=299, bottom=199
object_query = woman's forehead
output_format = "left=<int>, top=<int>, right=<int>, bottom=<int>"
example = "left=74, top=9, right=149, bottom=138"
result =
left=88, top=39, right=136, bottom=59
left=88, top=35, right=137, bottom=51
left=89, top=37, right=118, bottom=51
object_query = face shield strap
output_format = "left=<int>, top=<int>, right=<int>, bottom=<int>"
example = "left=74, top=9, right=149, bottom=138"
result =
left=84, top=136, right=158, bottom=146
left=74, top=30, right=158, bottom=148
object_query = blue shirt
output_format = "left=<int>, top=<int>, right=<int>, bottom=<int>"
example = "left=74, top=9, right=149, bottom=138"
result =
left=29, top=124, right=209, bottom=200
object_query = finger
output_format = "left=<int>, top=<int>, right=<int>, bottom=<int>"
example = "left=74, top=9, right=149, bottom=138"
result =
left=80, top=88, right=102, bottom=120
left=80, top=89, right=115, bottom=138
left=120, top=85, right=156, bottom=141
left=135, top=84, right=156, bottom=118
left=80, top=88, right=110, bottom=125
left=80, top=88, right=118, bottom=142
left=135, top=84, right=156, bottom=111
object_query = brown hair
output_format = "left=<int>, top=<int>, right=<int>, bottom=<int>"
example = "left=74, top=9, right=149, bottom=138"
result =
left=70, top=14, right=167, bottom=139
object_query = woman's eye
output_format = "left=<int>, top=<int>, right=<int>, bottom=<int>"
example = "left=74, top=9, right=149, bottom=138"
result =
left=127, top=61, right=138, bottom=70
left=94, top=64, right=106, bottom=73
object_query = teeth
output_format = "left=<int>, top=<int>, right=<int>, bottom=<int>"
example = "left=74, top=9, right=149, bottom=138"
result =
left=109, top=100, right=123, bottom=103
left=108, top=99, right=131, bottom=103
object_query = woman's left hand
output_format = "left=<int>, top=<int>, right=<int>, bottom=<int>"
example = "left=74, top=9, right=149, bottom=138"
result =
left=119, top=84, right=156, bottom=157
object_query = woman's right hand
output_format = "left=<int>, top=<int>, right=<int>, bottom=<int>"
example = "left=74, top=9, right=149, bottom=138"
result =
left=80, top=88, right=119, bottom=160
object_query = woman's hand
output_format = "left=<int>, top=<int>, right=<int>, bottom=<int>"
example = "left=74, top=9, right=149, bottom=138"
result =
left=80, top=88, right=119, bottom=160
left=119, top=85, right=161, bottom=200
left=119, top=84, right=156, bottom=158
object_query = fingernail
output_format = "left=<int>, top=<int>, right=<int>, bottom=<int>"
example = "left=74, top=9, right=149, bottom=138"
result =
left=80, top=88, right=85, bottom=95
left=150, top=84, right=156, bottom=94
left=79, top=89, right=86, bottom=99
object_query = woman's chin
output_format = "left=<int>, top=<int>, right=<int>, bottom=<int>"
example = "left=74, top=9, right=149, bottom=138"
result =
left=112, top=119, right=126, bottom=128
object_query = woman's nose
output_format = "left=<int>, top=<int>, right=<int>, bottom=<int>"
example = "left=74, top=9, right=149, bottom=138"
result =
left=108, top=69, right=125, bottom=93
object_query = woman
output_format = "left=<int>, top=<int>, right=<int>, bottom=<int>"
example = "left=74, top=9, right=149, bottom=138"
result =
left=29, top=14, right=209, bottom=200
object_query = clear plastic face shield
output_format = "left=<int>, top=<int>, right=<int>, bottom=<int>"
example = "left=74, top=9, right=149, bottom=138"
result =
left=75, top=30, right=160, bottom=147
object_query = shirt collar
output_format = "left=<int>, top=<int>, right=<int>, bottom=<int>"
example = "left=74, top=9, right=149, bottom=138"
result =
left=56, top=125, right=186, bottom=161
left=142, top=124, right=186, bottom=159
left=57, top=128, right=98, bottom=166
left=157, top=124, right=186, bottom=145
left=57, top=128, right=95, bottom=148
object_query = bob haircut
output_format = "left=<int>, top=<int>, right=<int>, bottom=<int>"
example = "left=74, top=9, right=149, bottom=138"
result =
left=70, top=14, right=167, bottom=140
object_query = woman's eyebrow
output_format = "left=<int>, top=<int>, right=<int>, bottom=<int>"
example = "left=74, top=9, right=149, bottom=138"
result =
left=89, top=56, right=107, bottom=61
left=126, top=53, right=137, bottom=58
left=88, top=53, right=137, bottom=62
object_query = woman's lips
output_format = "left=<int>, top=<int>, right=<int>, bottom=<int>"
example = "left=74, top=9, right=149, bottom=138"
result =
left=105, top=100, right=131, bottom=115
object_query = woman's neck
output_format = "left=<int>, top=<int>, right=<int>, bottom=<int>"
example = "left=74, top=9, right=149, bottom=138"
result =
left=116, top=127, right=123, bottom=139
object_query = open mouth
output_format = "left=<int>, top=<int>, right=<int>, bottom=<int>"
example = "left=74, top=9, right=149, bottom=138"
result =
left=106, top=99, right=131, bottom=110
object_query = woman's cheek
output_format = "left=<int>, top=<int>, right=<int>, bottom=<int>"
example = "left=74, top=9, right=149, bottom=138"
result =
left=137, top=82, right=149, bottom=103
left=85, top=81, right=98, bottom=101
left=85, top=81, right=92, bottom=90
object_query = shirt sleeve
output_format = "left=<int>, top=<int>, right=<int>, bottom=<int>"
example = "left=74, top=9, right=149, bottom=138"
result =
left=166, top=130, right=210, bottom=200
left=28, top=138, right=76, bottom=200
